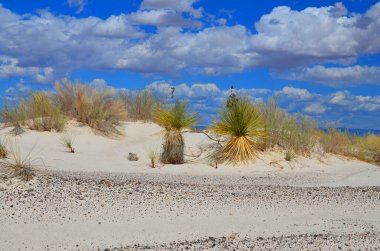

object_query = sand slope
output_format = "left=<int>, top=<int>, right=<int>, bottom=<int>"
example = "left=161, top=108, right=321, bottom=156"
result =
left=0, top=121, right=379, bottom=187
left=1, top=122, right=380, bottom=250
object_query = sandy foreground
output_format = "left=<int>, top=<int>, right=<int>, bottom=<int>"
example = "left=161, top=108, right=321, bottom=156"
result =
left=0, top=122, right=380, bottom=250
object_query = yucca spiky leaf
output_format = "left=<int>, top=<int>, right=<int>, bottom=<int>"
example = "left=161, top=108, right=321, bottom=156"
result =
left=213, top=97, right=267, bottom=164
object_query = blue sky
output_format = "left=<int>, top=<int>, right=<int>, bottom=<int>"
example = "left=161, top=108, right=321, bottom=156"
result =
left=0, top=0, right=380, bottom=128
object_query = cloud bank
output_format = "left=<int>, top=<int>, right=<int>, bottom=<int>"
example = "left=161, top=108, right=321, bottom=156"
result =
left=0, top=2, right=380, bottom=84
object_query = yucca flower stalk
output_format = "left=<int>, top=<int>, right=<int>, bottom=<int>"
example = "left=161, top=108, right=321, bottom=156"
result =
left=213, top=96, right=267, bottom=164
left=155, top=101, right=199, bottom=164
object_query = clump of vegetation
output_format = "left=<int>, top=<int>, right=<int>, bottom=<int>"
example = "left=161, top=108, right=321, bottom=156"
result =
left=126, top=89, right=157, bottom=122
left=155, top=101, right=199, bottom=164
left=285, top=149, right=296, bottom=161
left=54, top=79, right=128, bottom=135
left=61, top=135, right=75, bottom=153
left=147, top=148, right=158, bottom=168
left=212, top=96, right=267, bottom=164
left=0, top=141, right=35, bottom=182
left=257, top=97, right=318, bottom=158
left=356, top=134, right=380, bottom=164
left=27, top=92, right=66, bottom=132
left=0, top=139, right=8, bottom=159
left=1, top=93, right=66, bottom=132
left=1, top=104, right=28, bottom=129
left=319, top=131, right=380, bottom=165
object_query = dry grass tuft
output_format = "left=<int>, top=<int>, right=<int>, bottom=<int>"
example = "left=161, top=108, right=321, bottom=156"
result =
left=61, top=135, right=75, bottom=153
left=1, top=92, right=66, bottom=132
left=0, top=139, right=7, bottom=159
left=127, top=89, right=157, bottom=122
left=0, top=141, right=35, bottom=182
left=257, top=96, right=318, bottom=158
left=54, top=79, right=128, bottom=135
left=147, top=148, right=158, bottom=168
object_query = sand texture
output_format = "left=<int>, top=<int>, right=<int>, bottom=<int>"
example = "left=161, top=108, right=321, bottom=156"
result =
left=1, top=122, right=380, bottom=250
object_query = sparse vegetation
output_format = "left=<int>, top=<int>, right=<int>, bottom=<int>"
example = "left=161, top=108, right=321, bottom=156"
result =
left=61, top=135, right=75, bottom=153
left=0, top=141, right=35, bottom=182
left=0, top=139, right=7, bottom=159
left=127, top=89, right=157, bottom=122
left=212, top=96, right=267, bottom=164
left=54, top=79, right=128, bottom=135
left=1, top=92, right=66, bottom=132
left=147, top=150, right=158, bottom=168
left=155, top=101, right=199, bottom=164
left=257, top=96, right=318, bottom=158
left=1, top=79, right=379, bottom=166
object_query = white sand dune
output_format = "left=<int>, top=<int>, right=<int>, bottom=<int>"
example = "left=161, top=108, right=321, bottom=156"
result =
left=1, top=122, right=380, bottom=250
left=0, top=121, right=379, bottom=187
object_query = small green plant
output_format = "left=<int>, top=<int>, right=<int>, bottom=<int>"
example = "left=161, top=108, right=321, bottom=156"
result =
left=61, top=135, right=75, bottom=153
left=147, top=148, right=158, bottom=168
left=0, top=139, right=8, bottom=159
left=0, top=141, right=35, bottom=182
left=285, top=149, right=296, bottom=161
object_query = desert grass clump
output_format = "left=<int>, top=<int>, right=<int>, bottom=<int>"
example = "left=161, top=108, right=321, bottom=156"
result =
left=212, top=96, right=267, bottom=164
left=147, top=149, right=158, bottom=168
left=257, top=96, right=318, bottom=157
left=356, top=134, right=380, bottom=164
left=0, top=139, right=7, bottom=159
left=127, top=89, right=157, bottom=122
left=1, top=93, right=66, bottom=132
left=1, top=103, right=28, bottom=129
left=155, top=101, right=199, bottom=164
left=0, top=141, right=35, bottom=182
left=27, top=92, right=66, bottom=132
left=61, top=135, right=75, bottom=153
left=54, top=79, right=128, bottom=135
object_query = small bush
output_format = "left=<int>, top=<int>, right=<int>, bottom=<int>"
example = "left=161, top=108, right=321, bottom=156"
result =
left=126, top=89, right=157, bottom=122
left=54, top=79, right=128, bottom=135
left=27, top=92, right=66, bottom=132
left=1, top=103, right=28, bottom=128
left=1, top=93, right=66, bottom=132
left=258, top=97, right=318, bottom=156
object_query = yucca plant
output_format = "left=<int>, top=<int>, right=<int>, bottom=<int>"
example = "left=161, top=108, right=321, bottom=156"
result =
left=154, top=101, right=199, bottom=164
left=212, top=96, right=267, bottom=164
